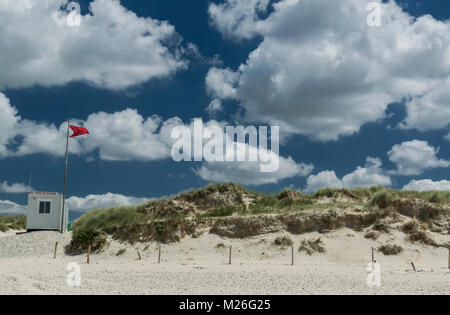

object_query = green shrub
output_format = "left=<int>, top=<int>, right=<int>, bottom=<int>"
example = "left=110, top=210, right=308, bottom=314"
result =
left=70, top=228, right=107, bottom=251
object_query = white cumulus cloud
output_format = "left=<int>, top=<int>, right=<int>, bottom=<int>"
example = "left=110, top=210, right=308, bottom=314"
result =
left=208, top=0, right=269, bottom=40
left=402, top=179, right=450, bottom=192
left=67, top=193, right=149, bottom=213
left=0, top=93, right=19, bottom=157
left=304, top=171, right=343, bottom=194
left=81, top=109, right=172, bottom=161
left=0, top=181, right=30, bottom=194
left=207, top=0, right=450, bottom=140
left=445, top=133, right=450, bottom=142
left=0, top=0, right=188, bottom=90
left=305, top=157, right=391, bottom=193
left=205, top=99, right=224, bottom=116
left=205, top=67, right=239, bottom=99
left=388, top=140, right=449, bottom=176
left=0, top=92, right=174, bottom=161
left=0, top=200, right=27, bottom=215
left=195, top=155, right=313, bottom=186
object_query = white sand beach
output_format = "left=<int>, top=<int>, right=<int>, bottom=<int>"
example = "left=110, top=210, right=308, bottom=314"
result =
left=0, top=229, right=448, bottom=295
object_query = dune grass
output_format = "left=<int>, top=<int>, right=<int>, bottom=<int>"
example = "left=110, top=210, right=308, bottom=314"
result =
left=298, top=237, right=326, bottom=255
left=0, top=215, right=26, bottom=232
left=197, top=205, right=244, bottom=218
left=70, top=203, right=197, bottom=251
left=370, top=190, right=396, bottom=209
left=69, top=183, right=450, bottom=251
left=313, top=186, right=450, bottom=204
left=73, top=204, right=148, bottom=234
left=401, top=219, right=436, bottom=246
left=177, top=182, right=255, bottom=204
left=273, top=235, right=294, bottom=247
left=378, top=243, right=403, bottom=256
left=70, top=205, right=149, bottom=251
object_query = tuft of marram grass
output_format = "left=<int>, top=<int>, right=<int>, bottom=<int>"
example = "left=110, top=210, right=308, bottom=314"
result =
left=246, top=193, right=314, bottom=215
left=401, top=219, right=436, bottom=246
left=273, top=235, right=294, bottom=247
left=364, top=230, right=380, bottom=240
left=388, top=189, right=450, bottom=204
left=370, top=190, right=396, bottom=209
left=0, top=215, right=26, bottom=232
left=116, top=248, right=126, bottom=256
left=378, top=243, right=403, bottom=256
left=197, top=206, right=243, bottom=218
left=372, top=219, right=391, bottom=233
left=298, top=237, right=326, bottom=255
left=312, top=187, right=450, bottom=205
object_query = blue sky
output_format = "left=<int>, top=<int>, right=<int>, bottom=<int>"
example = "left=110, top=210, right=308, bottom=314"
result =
left=0, top=0, right=449, bottom=218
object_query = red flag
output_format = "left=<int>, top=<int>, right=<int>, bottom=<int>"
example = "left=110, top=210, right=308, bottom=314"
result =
left=70, top=125, right=89, bottom=138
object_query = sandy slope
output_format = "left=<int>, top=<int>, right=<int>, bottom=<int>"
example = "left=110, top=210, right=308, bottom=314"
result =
left=0, top=229, right=449, bottom=295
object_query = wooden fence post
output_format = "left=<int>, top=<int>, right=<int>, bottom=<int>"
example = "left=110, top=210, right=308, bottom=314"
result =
left=411, top=262, right=416, bottom=272
left=87, top=245, right=91, bottom=264
left=54, top=241, right=58, bottom=259
left=291, top=246, right=294, bottom=266
left=158, top=244, right=161, bottom=264
left=137, top=251, right=141, bottom=261
left=371, top=247, right=374, bottom=263
left=229, top=246, right=232, bottom=265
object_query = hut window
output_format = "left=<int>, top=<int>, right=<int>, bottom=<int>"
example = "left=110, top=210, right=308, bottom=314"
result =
left=39, top=201, right=51, bottom=214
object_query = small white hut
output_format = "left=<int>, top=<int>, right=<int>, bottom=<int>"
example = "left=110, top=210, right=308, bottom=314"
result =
left=26, top=192, right=68, bottom=233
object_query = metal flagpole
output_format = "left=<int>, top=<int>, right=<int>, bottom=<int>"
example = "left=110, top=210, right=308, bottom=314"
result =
left=61, top=121, right=70, bottom=233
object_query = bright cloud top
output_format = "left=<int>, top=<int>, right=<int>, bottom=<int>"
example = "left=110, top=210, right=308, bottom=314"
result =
left=402, top=179, right=450, bottom=192
left=208, top=0, right=450, bottom=141
left=0, top=181, right=30, bottom=194
left=0, top=200, right=28, bottom=215
left=305, top=157, right=391, bottom=193
left=445, top=133, right=450, bottom=142
left=195, top=150, right=313, bottom=186
left=0, top=0, right=188, bottom=90
left=208, top=0, right=270, bottom=40
left=388, top=140, right=450, bottom=176
left=67, top=193, right=149, bottom=212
